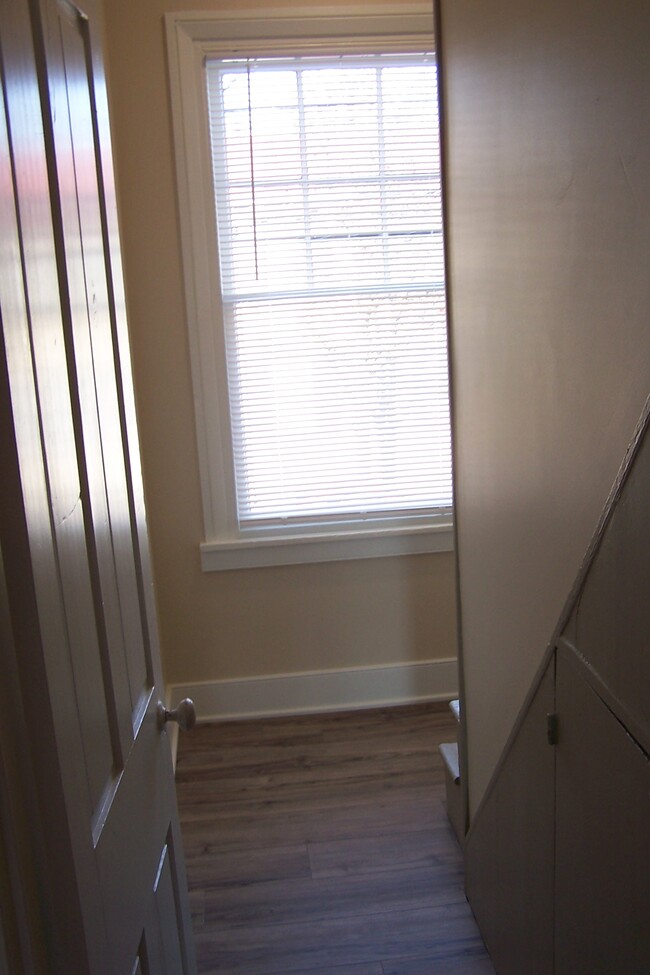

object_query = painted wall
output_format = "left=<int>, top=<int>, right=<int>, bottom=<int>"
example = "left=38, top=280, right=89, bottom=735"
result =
left=101, top=0, right=457, bottom=691
left=440, top=0, right=650, bottom=815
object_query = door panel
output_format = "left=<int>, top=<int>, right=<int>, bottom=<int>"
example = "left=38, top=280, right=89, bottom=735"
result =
left=132, top=836, right=187, bottom=975
left=0, top=0, right=196, bottom=970
left=555, top=651, right=650, bottom=974
left=0, top=2, right=110, bottom=966
left=465, top=657, right=555, bottom=975
left=569, top=426, right=650, bottom=755
left=152, top=841, right=187, bottom=975
left=55, top=0, right=153, bottom=720
left=44, top=0, right=145, bottom=821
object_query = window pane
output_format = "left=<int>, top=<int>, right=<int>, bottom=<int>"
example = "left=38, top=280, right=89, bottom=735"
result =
left=205, top=53, right=452, bottom=530
left=225, top=292, right=452, bottom=521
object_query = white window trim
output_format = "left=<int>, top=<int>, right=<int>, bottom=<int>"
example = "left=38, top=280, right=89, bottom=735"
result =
left=165, top=4, right=454, bottom=571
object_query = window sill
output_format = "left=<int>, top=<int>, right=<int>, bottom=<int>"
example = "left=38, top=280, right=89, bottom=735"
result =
left=200, top=522, right=454, bottom=571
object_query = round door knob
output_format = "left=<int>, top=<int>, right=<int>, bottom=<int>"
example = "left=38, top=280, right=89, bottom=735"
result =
left=157, top=698, right=196, bottom=732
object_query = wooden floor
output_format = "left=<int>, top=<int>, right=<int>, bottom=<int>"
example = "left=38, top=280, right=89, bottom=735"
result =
left=175, top=702, right=495, bottom=975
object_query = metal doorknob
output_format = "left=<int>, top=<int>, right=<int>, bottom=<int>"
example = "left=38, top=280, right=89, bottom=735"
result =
left=157, top=698, right=196, bottom=732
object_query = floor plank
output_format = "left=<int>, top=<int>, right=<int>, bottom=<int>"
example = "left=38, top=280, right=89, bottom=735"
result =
left=277, top=966, right=383, bottom=975
left=308, top=828, right=456, bottom=878
left=193, top=904, right=486, bottom=974
left=382, top=954, right=498, bottom=975
left=176, top=703, right=495, bottom=975
left=180, top=795, right=438, bottom=857
left=203, top=865, right=466, bottom=928
left=185, top=843, right=311, bottom=890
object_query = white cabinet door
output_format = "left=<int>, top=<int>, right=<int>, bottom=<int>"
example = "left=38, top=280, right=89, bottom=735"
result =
left=555, top=652, right=650, bottom=975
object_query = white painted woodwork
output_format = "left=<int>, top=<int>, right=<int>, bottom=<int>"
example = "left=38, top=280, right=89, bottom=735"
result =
left=0, top=0, right=196, bottom=971
left=0, top=557, right=50, bottom=975
left=165, top=7, right=451, bottom=569
left=464, top=406, right=650, bottom=973
left=566, top=426, right=650, bottom=756
left=440, top=0, right=650, bottom=817
left=465, top=659, right=555, bottom=975
left=168, top=657, right=459, bottom=722
left=555, top=650, right=650, bottom=973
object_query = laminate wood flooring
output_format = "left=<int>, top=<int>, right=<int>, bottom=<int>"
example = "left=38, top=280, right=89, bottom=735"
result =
left=175, top=702, right=495, bottom=975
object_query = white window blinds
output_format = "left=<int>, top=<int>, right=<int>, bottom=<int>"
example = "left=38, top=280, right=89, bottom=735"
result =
left=205, top=52, right=452, bottom=533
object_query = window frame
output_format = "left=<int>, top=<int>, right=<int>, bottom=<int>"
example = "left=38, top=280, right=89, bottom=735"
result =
left=165, top=5, right=454, bottom=571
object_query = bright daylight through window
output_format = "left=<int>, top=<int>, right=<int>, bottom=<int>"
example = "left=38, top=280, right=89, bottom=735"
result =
left=207, top=55, right=450, bottom=532
left=166, top=14, right=452, bottom=569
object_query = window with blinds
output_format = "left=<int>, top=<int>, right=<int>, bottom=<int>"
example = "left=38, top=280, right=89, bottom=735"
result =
left=204, top=52, right=452, bottom=536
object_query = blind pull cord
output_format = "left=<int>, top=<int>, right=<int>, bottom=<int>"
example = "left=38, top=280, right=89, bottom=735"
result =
left=246, top=61, right=260, bottom=280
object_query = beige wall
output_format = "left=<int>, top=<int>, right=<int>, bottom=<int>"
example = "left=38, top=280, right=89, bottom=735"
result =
left=101, top=0, right=457, bottom=688
left=441, top=0, right=650, bottom=815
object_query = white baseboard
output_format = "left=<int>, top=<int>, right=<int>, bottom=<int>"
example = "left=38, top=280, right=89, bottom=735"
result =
left=166, top=658, right=458, bottom=726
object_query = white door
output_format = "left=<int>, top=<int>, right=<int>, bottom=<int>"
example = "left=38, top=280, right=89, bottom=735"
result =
left=0, top=0, right=197, bottom=971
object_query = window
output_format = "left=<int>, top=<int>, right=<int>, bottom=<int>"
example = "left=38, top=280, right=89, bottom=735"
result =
left=166, top=9, right=453, bottom=570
